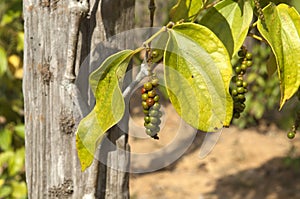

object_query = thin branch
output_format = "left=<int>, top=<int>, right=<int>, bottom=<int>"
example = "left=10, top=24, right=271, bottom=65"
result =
left=64, top=0, right=89, bottom=83
left=148, top=0, right=156, bottom=28
left=247, top=33, right=267, bottom=43
left=204, top=0, right=221, bottom=9
left=122, top=61, right=149, bottom=98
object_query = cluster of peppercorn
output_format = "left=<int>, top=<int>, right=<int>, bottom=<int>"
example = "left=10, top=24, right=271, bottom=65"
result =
left=254, top=0, right=265, bottom=21
left=141, top=77, right=162, bottom=139
left=231, top=47, right=253, bottom=119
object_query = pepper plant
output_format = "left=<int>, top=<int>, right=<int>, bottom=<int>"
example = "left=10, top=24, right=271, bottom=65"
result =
left=76, top=0, right=300, bottom=171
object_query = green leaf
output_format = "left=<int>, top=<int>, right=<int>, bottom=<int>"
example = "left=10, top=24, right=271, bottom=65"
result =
left=8, top=147, right=25, bottom=176
left=170, top=0, right=203, bottom=22
left=257, top=3, right=300, bottom=109
left=199, top=0, right=253, bottom=57
left=14, top=124, right=25, bottom=139
left=266, top=52, right=277, bottom=77
left=0, top=151, right=14, bottom=167
left=0, top=128, right=12, bottom=151
left=0, top=46, right=8, bottom=77
left=0, top=186, right=12, bottom=198
left=76, top=50, right=134, bottom=171
left=16, top=31, right=24, bottom=52
left=11, top=181, right=27, bottom=198
left=164, top=23, right=233, bottom=132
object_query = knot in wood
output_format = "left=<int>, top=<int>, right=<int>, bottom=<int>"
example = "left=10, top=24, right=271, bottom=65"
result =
left=59, top=113, right=75, bottom=134
left=48, top=178, right=74, bottom=198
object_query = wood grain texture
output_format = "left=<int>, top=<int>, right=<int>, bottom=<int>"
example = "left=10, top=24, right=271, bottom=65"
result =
left=23, top=0, right=135, bottom=198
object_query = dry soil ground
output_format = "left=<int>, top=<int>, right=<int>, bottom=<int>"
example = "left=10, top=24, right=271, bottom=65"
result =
left=128, top=101, right=300, bottom=199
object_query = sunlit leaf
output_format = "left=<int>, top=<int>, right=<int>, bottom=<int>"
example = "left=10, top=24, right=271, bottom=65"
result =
left=11, top=181, right=27, bottom=198
left=257, top=3, right=300, bottom=109
left=0, top=129, right=12, bottom=151
left=0, top=47, right=7, bottom=77
left=8, top=147, right=25, bottom=176
left=164, top=23, right=233, bottom=132
left=76, top=50, right=134, bottom=171
left=16, top=32, right=24, bottom=52
left=199, top=0, right=253, bottom=57
left=14, top=124, right=25, bottom=139
left=8, top=54, right=21, bottom=69
left=0, top=186, right=12, bottom=198
left=0, top=151, right=14, bottom=167
left=170, top=0, right=203, bottom=22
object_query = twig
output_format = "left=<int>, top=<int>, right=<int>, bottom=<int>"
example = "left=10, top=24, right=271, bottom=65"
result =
left=148, top=0, right=156, bottom=28
left=247, top=33, right=267, bottom=43
left=64, top=0, right=89, bottom=82
left=122, top=61, right=149, bottom=98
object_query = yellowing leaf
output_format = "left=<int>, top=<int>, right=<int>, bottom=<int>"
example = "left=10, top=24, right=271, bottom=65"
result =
left=76, top=50, right=134, bottom=171
left=8, top=55, right=21, bottom=69
left=199, top=0, right=253, bottom=57
left=257, top=3, right=300, bottom=109
left=170, top=0, right=203, bottom=22
left=14, top=68, right=23, bottom=79
left=164, top=23, right=233, bottom=132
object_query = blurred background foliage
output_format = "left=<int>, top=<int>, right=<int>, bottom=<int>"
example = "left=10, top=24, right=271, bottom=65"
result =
left=0, top=0, right=300, bottom=198
left=0, top=0, right=26, bottom=198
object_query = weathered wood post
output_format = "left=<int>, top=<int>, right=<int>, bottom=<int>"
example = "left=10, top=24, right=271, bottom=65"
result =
left=23, top=0, right=134, bottom=198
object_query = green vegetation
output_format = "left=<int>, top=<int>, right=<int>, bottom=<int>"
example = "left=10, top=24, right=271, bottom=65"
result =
left=76, top=0, right=300, bottom=170
left=0, top=0, right=26, bottom=198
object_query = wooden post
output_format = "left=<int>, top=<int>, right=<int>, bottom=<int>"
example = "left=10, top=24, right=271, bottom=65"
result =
left=23, top=0, right=134, bottom=198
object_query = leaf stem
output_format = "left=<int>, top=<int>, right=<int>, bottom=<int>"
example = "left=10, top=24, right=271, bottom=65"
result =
left=248, top=33, right=267, bottom=43
left=142, top=23, right=171, bottom=48
left=204, top=0, right=220, bottom=9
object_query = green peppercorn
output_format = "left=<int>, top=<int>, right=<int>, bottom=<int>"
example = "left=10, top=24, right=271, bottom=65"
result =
left=233, top=112, right=240, bottom=118
left=144, top=116, right=150, bottom=123
left=142, top=101, right=149, bottom=110
left=245, top=52, right=253, bottom=60
left=146, top=128, right=153, bottom=135
left=235, top=66, right=242, bottom=74
left=236, top=80, right=243, bottom=87
left=148, top=90, right=156, bottom=98
left=152, top=50, right=159, bottom=58
left=142, top=93, right=148, bottom=101
left=150, top=116, right=158, bottom=124
left=246, top=60, right=252, bottom=67
left=237, top=94, right=245, bottom=101
left=237, top=87, right=245, bottom=94
left=144, top=82, right=153, bottom=91
left=231, top=89, right=238, bottom=96
left=287, top=131, right=295, bottom=139
left=146, top=123, right=156, bottom=130
left=238, top=50, right=245, bottom=57
left=153, top=126, right=160, bottom=133
left=149, top=109, right=158, bottom=117
left=152, top=102, right=161, bottom=110
left=143, top=109, right=149, bottom=114
left=157, top=111, right=163, bottom=117
left=241, top=64, right=247, bottom=71
left=154, top=95, right=160, bottom=102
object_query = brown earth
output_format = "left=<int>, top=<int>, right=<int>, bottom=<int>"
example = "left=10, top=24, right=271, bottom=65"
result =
left=128, top=102, right=300, bottom=199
